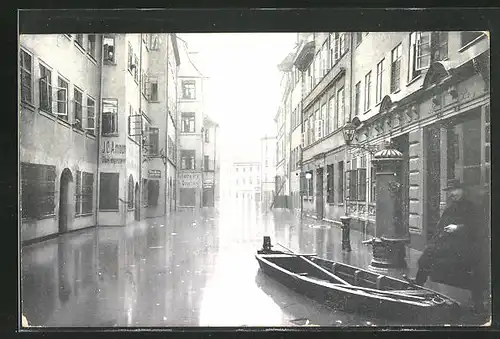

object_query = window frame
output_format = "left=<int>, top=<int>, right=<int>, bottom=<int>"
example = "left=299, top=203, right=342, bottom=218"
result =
left=327, top=164, right=335, bottom=203
left=148, top=127, right=160, bottom=156
left=56, top=76, right=69, bottom=121
left=87, top=34, right=97, bottom=60
left=20, top=48, right=33, bottom=105
left=182, top=80, right=196, bottom=100
left=21, top=163, right=56, bottom=220
left=354, top=81, right=361, bottom=116
left=101, top=98, right=119, bottom=136
left=181, top=112, right=196, bottom=133
left=103, top=36, right=116, bottom=64
left=180, top=149, right=196, bottom=170
left=390, top=44, right=402, bottom=93
left=73, top=87, right=83, bottom=129
left=376, top=59, right=384, bottom=104
left=75, top=34, right=85, bottom=49
left=364, top=71, right=372, bottom=111
left=86, top=96, right=96, bottom=134
left=38, top=63, right=53, bottom=113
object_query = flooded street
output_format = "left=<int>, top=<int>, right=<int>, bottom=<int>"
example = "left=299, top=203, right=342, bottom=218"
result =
left=21, top=196, right=476, bottom=327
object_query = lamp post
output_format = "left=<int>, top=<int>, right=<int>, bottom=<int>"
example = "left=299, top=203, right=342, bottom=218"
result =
left=342, top=121, right=409, bottom=270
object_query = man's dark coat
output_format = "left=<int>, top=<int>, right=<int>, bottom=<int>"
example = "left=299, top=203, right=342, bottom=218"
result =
left=418, top=197, right=487, bottom=290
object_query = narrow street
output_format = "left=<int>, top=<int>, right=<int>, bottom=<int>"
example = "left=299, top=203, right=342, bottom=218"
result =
left=21, top=196, right=484, bottom=327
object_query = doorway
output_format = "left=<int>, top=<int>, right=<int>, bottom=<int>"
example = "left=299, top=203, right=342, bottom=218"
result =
left=134, top=182, right=140, bottom=221
left=316, top=167, right=324, bottom=220
left=425, top=126, right=441, bottom=240
left=58, top=168, right=73, bottom=234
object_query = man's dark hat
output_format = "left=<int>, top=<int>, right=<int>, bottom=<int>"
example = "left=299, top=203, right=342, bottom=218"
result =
left=442, top=179, right=467, bottom=191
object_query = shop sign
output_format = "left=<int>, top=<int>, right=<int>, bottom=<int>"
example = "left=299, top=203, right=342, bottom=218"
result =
left=179, top=173, right=201, bottom=188
left=148, top=169, right=162, bottom=178
left=101, top=140, right=126, bottom=164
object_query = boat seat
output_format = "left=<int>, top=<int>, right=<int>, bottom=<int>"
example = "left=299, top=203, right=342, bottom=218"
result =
left=297, top=272, right=309, bottom=276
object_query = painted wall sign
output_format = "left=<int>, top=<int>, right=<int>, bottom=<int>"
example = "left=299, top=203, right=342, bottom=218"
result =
left=179, top=173, right=201, bottom=188
left=102, top=140, right=126, bottom=156
left=148, top=169, right=162, bottom=178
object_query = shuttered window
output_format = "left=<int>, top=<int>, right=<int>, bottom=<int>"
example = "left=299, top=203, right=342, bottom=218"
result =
left=21, top=163, right=56, bottom=219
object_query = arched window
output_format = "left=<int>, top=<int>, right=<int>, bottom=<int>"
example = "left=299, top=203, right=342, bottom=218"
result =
left=128, top=175, right=134, bottom=209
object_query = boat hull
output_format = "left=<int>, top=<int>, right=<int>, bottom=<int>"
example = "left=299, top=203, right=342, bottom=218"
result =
left=255, top=253, right=462, bottom=324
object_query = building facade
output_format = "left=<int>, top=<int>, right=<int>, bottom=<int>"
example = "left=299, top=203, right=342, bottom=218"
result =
left=277, top=31, right=490, bottom=252
left=19, top=33, right=181, bottom=243
left=259, top=135, right=277, bottom=210
left=176, top=41, right=220, bottom=210
left=231, top=162, right=261, bottom=201
left=201, top=116, right=220, bottom=208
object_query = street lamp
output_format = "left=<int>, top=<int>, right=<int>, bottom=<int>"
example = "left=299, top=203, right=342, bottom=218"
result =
left=342, top=119, right=379, bottom=154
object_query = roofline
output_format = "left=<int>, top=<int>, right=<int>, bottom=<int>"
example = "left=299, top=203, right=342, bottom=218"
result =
left=170, top=33, right=181, bottom=66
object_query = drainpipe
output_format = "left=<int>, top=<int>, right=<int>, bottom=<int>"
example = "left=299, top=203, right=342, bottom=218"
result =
left=138, top=34, right=143, bottom=221
left=164, top=34, right=169, bottom=217
left=96, top=35, right=105, bottom=228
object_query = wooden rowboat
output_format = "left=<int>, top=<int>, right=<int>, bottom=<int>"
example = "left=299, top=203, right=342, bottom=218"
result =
left=255, top=237, right=462, bottom=323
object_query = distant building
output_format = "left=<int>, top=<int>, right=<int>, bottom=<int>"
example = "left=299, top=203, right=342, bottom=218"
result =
left=259, top=135, right=276, bottom=209
left=231, top=162, right=261, bottom=201
left=201, top=116, right=220, bottom=207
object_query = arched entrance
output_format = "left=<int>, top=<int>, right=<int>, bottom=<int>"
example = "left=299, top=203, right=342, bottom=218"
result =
left=58, top=168, right=74, bottom=234
left=134, top=182, right=140, bottom=221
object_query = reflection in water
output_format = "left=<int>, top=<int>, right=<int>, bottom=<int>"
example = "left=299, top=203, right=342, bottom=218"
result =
left=21, top=202, right=484, bottom=327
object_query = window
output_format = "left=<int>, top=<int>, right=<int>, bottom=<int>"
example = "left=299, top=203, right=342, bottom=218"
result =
left=354, top=82, right=361, bottom=116
left=339, top=161, right=344, bottom=202
left=128, top=43, right=134, bottom=73
left=328, top=95, right=335, bottom=132
left=182, top=80, right=196, bottom=99
left=76, top=171, right=94, bottom=215
left=364, top=71, right=371, bottom=111
left=75, top=34, right=84, bottom=48
left=87, top=34, right=96, bottom=59
left=327, top=164, right=335, bottom=203
left=102, top=98, right=118, bottom=135
left=86, top=97, right=95, bottom=134
left=148, top=127, right=159, bottom=155
left=376, top=60, right=384, bottom=104
left=205, top=128, right=210, bottom=142
left=39, top=64, right=53, bottom=112
left=181, top=113, right=196, bottom=133
left=73, top=88, right=83, bottom=129
left=134, top=55, right=139, bottom=82
left=339, top=33, right=347, bottom=56
left=149, top=78, right=159, bottom=101
left=391, top=44, right=402, bottom=93
left=128, top=175, right=134, bottom=209
left=329, top=33, right=336, bottom=67
left=57, top=77, right=69, bottom=120
left=20, top=49, right=33, bottom=104
left=150, top=34, right=160, bottom=50
left=21, top=163, right=56, bottom=219
left=370, top=166, right=377, bottom=202
left=181, top=150, right=196, bottom=170
left=147, top=180, right=160, bottom=206
left=204, top=155, right=210, bottom=171
left=99, top=173, right=119, bottom=210
left=347, top=169, right=357, bottom=201
left=461, top=31, right=484, bottom=48
left=356, top=32, right=363, bottom=45
left=337, top=87, right=345, bottom=128
left=75, top=170, right=81, bottom=215
left=103, top=37, right=115, bottom=63
left=141, top=71, right=148, bottom=97
left=357, top=168, right=367, bottom=202
left=410, top=32, right=449, bottom=77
